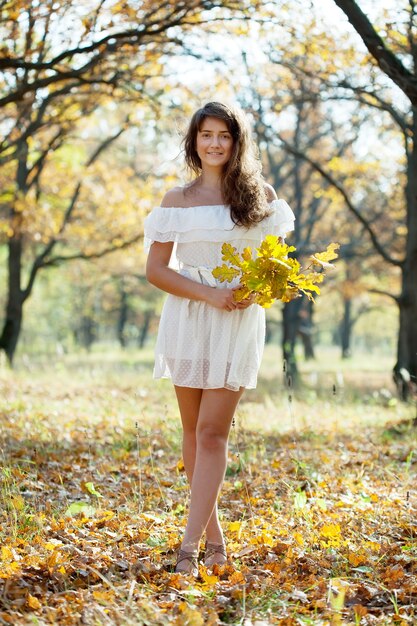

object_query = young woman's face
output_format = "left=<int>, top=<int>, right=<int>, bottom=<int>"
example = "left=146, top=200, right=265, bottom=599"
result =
left=196, top=117, right=234, bottom=169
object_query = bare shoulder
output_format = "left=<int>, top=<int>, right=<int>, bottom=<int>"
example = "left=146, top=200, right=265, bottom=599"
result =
left=160, top=186, right=187, bottom=208
left=264, top=183, right=278, bottom=203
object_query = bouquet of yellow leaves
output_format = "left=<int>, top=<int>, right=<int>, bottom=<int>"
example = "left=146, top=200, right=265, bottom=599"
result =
left=212, top=235, right=339, bottom=308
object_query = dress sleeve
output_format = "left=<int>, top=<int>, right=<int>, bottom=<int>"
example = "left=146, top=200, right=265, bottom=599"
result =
left=143, top=206, right=178, bottom=252
left=264, top=199, right=296, bottom=238
left=143, top=205, right=237, bottom=252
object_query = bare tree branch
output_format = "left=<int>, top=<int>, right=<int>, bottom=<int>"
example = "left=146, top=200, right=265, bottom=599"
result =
left=368, top=287, right=399, bottom=302
left=39, top=232, right=144, bottom=268
left=23, top=123, right=129, bottom=300
left=276, top=58, right=409, bottom=134
left=27, top=128, right=65, bottom=189
left=276, top=132, right=404, bottom=267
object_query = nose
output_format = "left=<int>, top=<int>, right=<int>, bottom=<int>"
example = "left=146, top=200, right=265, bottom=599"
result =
left=210, top=134, right=220, bottom=147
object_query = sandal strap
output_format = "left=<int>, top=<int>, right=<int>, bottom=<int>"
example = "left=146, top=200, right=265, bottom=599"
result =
left=205, top=542, right=227, bottom=559
left=175, top=548, right=198, bottom=568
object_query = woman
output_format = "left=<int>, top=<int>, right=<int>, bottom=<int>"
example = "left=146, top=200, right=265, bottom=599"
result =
left=145, top=102, right=295, bottom=575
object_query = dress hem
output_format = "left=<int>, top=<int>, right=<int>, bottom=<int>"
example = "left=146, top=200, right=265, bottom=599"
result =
left=153, top=373, right=256, bottom=391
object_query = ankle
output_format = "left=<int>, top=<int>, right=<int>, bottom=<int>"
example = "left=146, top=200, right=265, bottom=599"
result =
left=205, top=533, right=224, bottom=546
left=180, top=540, right=200, bottom=554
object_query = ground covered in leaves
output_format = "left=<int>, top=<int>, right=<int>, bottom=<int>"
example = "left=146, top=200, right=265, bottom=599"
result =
left=0, top=347, right=416, bottom=625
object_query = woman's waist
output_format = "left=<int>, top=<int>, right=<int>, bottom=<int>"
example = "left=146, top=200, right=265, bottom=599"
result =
left=179, top=262, right=240, bottom=288
left=180, top=263, right=217, bottom=287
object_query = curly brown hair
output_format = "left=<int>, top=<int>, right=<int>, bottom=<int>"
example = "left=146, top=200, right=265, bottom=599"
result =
left=183, top=102, right=270, bottom=227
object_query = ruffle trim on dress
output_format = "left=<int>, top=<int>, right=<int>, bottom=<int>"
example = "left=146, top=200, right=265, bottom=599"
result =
left=262, top=199, right=295, bottom=238
left=143, top=199, right=295, bottom=251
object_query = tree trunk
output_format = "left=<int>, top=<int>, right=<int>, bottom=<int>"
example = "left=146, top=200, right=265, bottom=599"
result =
left=138, top=310, right=152, bottom=349
left=265, top=319, right=273, bottom=344
left=299, top=329, right=315, bottom=360
left=0, top=237, right=24, bottom=363
left=298, top=298, right=315, bottom=360
left=394, top=111, right=417, bottom=399
left=79, top=316, right=96, bottom=351
left=117, top=284, right=129, bottom=348
left=0, top=138, right=28, bottom=364
left=340, top=298, right=352, bottom=359
left=282, top=298, right=304, bottom=380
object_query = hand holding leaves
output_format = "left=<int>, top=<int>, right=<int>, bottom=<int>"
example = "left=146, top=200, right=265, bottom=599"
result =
left=212, top=236, right=339, bottom=308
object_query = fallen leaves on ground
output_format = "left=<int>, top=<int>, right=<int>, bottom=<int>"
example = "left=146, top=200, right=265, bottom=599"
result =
left=0, top=366, right=416, bottom=625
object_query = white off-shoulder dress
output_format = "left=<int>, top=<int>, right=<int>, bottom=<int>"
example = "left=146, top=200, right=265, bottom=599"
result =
left=144, top=200, right=295, bottom=391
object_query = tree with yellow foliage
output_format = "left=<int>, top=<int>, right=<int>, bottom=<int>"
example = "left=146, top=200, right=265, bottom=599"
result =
left=0, top=0, right=265, bottom=363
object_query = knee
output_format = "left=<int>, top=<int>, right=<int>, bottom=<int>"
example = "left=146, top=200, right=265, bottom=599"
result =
left=197, top=426, right=227, bottom=452
left=183, top=424, right=197, bottom=438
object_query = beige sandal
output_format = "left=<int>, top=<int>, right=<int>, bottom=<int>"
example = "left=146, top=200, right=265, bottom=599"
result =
left=175, top=548, right=199, bottom=577
left=204, top=542, right=227, bottom=567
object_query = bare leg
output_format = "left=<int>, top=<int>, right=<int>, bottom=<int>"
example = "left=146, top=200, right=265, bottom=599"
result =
left=174, top=386, right=224, bottom=543
left=179, top=387, right=244, bottom=556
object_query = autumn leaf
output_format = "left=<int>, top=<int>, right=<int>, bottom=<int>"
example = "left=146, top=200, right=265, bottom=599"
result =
left=64, top=502, right=96, bottom=517
left=200, top=568, right=219, bottom=586
left=348, top=552, right=367, bottom=567
left=242, top=247, right=252, bottom=261
left=82, top=481, right=103, bottom=498
left=1, top=546, right=14, bottom=562
left=93, top=589, right=116, bottom=604
left=27, top=594, right=42, bottom=610
left=212, top=264, right=240, bottom=282
left=233, top=286, right=252, bottom=302
left=310, top=243, right=340, bottom=269
left=293, top=531, right=304, bottom=546
left=320, top=523, right=341, bottom=539
left=229, top=570, right=246, bottom=585
left=258, top=234, right=294, bottom=260
left=229, top=520, right=243, bottom=534
left=221, top=243, right=245, bottom=268
left=177, top=602, right=205, bottom=626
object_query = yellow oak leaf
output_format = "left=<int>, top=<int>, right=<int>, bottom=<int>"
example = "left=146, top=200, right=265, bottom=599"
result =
left=229, top=570, right=245, bottom=584
left=200, top=568, right=219, bottom=586
left=221, top=243, right=244, bottom=268
left=27, top=594, right=42, bottom=610
left=1, top=546, right=13, bottom=562
left=310, top=242, right=340, bottom=268
left=93, top=589, right=115, bottom=604
left=293, top=531, right=304, bottom=546
left=348, top=552, right=367, bottom=567
left=228, top=520, right=240, bottom=533
left=177, top=603, right=205, bottom=626
left=320, top=523, right=341, bottom=538
left=212, top=263, right=240, bottom=283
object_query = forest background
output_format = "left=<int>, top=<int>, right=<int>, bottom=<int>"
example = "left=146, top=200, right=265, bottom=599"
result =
left=1, top=0, right=415, bottom=385
left=1, top=1, right=417, bottom=625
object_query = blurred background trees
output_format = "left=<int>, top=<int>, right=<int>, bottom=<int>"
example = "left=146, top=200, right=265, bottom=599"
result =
left=0, top=0, right=266, bottom=362
left=0, top=0, right=413, bottom=397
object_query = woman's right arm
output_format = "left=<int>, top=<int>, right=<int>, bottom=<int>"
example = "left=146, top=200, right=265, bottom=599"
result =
left=146, top=240, right=238, bottom=311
